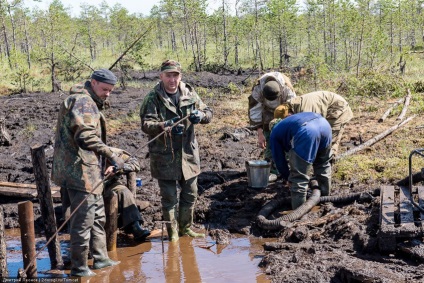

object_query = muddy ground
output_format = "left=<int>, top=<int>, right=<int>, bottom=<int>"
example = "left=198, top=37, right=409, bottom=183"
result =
left=1, top=70, right=424, bottom=282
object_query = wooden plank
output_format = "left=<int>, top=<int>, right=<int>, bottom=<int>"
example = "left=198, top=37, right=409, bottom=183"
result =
left=0, top=186, right=61, bottom=201
left=418, top=186, right=424, bottom=228
left=0, top=181, right=60, bottom=191
left=0, top=186, right=37, bottom=198
left=380, top=186, right=396, bottom=233
left=399, top=186, right=418, bottom=233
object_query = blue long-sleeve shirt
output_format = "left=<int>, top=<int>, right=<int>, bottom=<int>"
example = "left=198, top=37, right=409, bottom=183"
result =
left=270, top=112, right=332, bottom=180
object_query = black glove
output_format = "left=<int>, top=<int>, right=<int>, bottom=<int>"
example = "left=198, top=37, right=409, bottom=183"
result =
left=189, top=110, right=205, bottom=124
left=172, top=124, right=184, bottom=135
left=164, top=116, right=181, bottom=128
left=109, top=153, right=125, bottom=172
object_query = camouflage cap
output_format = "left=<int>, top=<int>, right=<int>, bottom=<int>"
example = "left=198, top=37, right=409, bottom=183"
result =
left=263, top=80, right=280, bottom=101
left=274, top=103, right=291, bottom=119
left=160, top=60, right=182, bottom=73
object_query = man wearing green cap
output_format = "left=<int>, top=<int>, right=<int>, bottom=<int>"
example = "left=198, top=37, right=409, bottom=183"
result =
left=248, top=72, right=296, bottom=182
left=52, top=69, right=121, bottom=277
left=140, top=59, right=213, bottom=242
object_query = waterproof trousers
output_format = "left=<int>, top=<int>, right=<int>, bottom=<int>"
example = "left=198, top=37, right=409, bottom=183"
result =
left=67, top=189, right=110, bottom=267
left=288, top=147, right=332, bottom=209
left=158, top=177, right=198, bottom=238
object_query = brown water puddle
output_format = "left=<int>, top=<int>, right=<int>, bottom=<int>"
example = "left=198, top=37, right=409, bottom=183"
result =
left=5, top=229, right=272, bottom=282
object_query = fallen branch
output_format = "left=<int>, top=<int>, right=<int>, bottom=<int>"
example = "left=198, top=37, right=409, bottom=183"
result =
left=378, top=97, right=404, bottom=122
left=109, top=25, right=152, bottom=70
left=335, top=116, right=415, bottom=161
left=396, top=89, right=412, bottom=121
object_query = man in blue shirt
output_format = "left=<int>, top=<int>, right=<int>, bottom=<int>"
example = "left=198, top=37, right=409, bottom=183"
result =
left=270, top=111, right=332, bottom=209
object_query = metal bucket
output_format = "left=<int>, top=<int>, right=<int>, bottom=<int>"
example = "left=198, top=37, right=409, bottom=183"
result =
left=245, top=160, right=271, bottom=188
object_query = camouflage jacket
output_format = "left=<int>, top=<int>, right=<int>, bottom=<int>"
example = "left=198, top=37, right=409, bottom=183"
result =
left=287, top=91, right=353, bottom=127
left=140, top=81, right=213, bottom=180
left=248, top=72, right=296, bottom=131
left=51, top=81, right=115, bottom=194
left=104, top=147, right=140, bottom=189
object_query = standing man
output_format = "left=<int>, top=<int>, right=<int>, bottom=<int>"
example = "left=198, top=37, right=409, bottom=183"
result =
left=279, top=90, right=353, bottom=157
left=269, top=112, right=332, bottom=209
left=248, top=72, right=296, bottom=182
left=52, top=69, right=121, bottom=277
left=103, top=147, right=151, bottom=241
left=140, top=59, right=212, bottom=242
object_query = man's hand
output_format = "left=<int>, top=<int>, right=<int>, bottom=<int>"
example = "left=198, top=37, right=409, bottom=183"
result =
left=257, top=128, right=266, bottom=149
left=109, top=153, right=125, bottom=172
left=189, top=110, right=205, bottom=124
left=105, top=165, right=116, bottom=176
left=163, top=116, right=181, bottom=129
left=171, top=124, right=184, bottom=135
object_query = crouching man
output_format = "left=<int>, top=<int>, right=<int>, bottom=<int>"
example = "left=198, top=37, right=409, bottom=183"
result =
left=269, top=110, right=332, bottom=209
left=104, top=147, right=150, bottom=242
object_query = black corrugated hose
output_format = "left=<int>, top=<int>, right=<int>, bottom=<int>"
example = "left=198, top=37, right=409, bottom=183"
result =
left=256, top=188, right=380, bottom=230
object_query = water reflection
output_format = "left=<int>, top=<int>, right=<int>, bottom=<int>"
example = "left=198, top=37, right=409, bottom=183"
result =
left=5, top=229, right=271, bottom=282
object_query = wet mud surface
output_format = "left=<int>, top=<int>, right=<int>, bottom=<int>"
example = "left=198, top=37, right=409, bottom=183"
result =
left=1, top=71, right=424, bottom=282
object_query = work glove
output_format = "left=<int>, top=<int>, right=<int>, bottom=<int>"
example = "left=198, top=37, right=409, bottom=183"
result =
left=163, top=116, right=181, bottom=128
left=109, top=153, right=125, bottom=173
left=171, top=124, right=185, bottom=135
left=189, top=110, right=205, bottom=124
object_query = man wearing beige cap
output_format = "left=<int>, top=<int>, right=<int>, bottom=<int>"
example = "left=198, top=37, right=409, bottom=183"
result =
left=140, top=60, right=213, bottom=242
left=248, top=72, right=296, bottom=182
left=274, top=91, right=353, bottom=157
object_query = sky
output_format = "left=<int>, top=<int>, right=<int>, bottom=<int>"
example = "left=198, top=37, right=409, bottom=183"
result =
left=23, top=0, right=223, bottom=16
left=24, top=0, right=160, bottom=16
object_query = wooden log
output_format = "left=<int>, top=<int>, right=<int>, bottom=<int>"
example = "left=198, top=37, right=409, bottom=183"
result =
left=0, top=181, right=60, bottom=191
left=378, top=97, right=404, bottom=123
left=18, top=201, right=37, bottom=278
left=104, top=191, right=118, bottom=251
left=127, top=172, right=137, bottom=197
left=396, top=89, right=412, bottom=121
left=335, top=116, right=415, bottom=161
left=0, top=206, right=8, bottom=278
left=30, top=144, right=63, bottom=269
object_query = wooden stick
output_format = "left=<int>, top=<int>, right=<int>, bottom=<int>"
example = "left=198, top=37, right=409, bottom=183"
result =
left=336, top=116, right=415, bottom=161
left=31, top=144, right=63, bottom=269
left=378, top=97, right=404, bottom=122
left=397, top=89, right=412, bottom=121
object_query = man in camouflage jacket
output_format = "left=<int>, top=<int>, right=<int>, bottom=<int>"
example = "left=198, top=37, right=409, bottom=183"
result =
left=52, top=69, right=122, bottom=277
left=140, top=60, right=212, bottom=242
left=248, top=72, right=296, bottom=181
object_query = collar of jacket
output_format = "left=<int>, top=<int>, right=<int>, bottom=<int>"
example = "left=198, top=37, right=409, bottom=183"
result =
left=84, top=81, right=106, bottom=110
left=156, top=81, right=198, bottom=112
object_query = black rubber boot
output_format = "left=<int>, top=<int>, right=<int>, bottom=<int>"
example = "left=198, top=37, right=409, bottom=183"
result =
left=130, top=221, right=151, bottom=242
left=70, top=246, right=95, bottom=277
